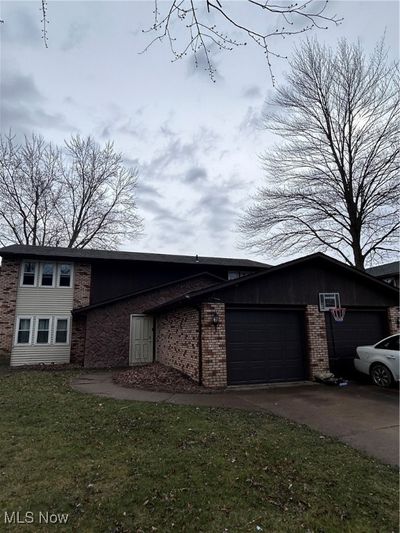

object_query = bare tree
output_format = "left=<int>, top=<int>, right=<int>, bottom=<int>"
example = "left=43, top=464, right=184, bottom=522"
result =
left=240, top=38, right=399, bottom=270
left=3, top=1, right=341, bottom=82
left=143, top=0, right=342, bottom=81
left=0, top=133, right=142, bottom=249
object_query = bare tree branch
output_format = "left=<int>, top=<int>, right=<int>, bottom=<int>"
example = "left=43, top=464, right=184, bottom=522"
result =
left=141, top=0, right=342, bottom=82
left=240, top=37, right=400, bottom=269
left=0, top=133, right=143, bottom=249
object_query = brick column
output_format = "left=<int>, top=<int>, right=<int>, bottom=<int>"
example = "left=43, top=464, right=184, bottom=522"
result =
left=0, top=258, right=20, bottom=357
left=387, top=306, right=400, bottom=335
left=70, top=262, right=91, bottom=365
left=305, top=305, right=330, bottom=378
left=201, top=302, right=227, bottom=388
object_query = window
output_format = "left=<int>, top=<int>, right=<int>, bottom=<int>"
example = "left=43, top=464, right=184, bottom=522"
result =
left=40, top=263, right=54, bottom=287
left=21, top=262, right=36, bottom=286
left=35, top=318, right=51, bottom=344
left=58, top=264, right=72, bottom=287
left=55, top=318, right=69, bottom=344
left=16, top=317, right=32, bottom=344
left=319, top=293, right=341, bottom=311
left=375, top=335, right=399, bottom=351
left=228, top=270, right=250, bottom=280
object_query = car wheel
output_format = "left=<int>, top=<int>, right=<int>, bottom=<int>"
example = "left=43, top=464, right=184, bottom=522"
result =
left=370, top=363, right=394, bottom=388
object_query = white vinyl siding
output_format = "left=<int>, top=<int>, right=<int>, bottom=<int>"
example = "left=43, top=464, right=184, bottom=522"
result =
left=10, top=263, right=75, bottom=366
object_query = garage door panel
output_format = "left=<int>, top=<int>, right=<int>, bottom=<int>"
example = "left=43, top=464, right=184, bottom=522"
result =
left=226, top=309, right=306, bottom=385
left=326, top=310, right=388, bottom=377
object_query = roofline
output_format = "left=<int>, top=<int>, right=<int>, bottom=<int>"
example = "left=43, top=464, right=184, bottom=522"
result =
left=145, top=252, right=399, bottom=314
left=0, top=244, right=268, bottom=268
left=72, top=272, right=226, bottom=315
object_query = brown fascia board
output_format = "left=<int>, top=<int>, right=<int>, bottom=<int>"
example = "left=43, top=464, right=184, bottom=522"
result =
left=72, top=272, right=226, bottom=315
left=145, top=252, right=399, bottom=314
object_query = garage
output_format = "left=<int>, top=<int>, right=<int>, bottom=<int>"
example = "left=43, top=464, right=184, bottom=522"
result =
left=226, top=308, right=307, bottom=385
left=325, top=309, right=388, bottom=377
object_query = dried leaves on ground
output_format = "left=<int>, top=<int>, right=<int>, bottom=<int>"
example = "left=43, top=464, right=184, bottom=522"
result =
left=113, top=363, right=207, bottom=393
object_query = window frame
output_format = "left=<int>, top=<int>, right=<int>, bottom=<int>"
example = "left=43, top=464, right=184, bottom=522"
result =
left=15, top=316, right=34, bottom=345
left=20, top=261, right=38, bottom=287
left=57, top=263, right=73, bottom=288
left=39, top=262, right=56, bottom=288
left=34, top=316, right=53, bottom=345
left=54, top=316, right=71, bottom=345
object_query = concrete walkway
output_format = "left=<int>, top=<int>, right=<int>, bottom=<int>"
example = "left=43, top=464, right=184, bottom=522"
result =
left=71, top=372, right=399, bottom=466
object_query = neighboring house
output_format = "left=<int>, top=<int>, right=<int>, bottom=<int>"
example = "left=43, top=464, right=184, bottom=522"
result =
left=0, top=244, right=398, bottom=388
left=367, top=261, right=399, bottom=288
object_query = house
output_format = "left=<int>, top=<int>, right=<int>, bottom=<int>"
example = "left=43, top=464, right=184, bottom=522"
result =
left=367, top=261, right=399, bottom=288
left=0, top=244, right=398, bottom=388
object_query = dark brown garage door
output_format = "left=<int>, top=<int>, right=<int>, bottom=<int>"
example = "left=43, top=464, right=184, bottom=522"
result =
left=226, top=309, right=307, bottom=385
left=325, top=309, right=388, bottom=377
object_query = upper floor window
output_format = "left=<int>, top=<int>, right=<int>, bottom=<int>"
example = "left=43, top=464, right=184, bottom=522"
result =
left=40, top=263, right=54, bottom=287
left=21, top=262, right=36, bottom=286
left=228, top=270, right=250, bottom=280
left=58, top=264, right=72, bottom=287
left=20, top=261, right=73, bottom=288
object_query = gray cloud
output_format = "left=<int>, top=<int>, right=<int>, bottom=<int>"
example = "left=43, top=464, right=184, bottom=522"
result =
left=242, top=85, right=262, bottom=99
left=185, top=166, right=208, bottom=183
left=239, top=105, right=264, bottom=132
left=0, top=70, right=70, bottom=134
left=1, top=72, right=43, bottom=102
left=1, top=8, right=41, bottom=46
left=61, top=22, right=90, bottom=51
left=136, top=183, right=163, bottom=199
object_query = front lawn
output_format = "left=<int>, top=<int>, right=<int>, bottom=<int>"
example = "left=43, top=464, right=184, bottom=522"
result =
left=0, top=371, right=398, bottom=532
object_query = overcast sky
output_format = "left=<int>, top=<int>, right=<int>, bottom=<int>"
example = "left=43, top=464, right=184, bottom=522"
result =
left=0, top=1, right=398, bottom=263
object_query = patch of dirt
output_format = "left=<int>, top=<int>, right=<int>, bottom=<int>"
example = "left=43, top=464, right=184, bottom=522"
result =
left=113, top=363, right=209, bottom=393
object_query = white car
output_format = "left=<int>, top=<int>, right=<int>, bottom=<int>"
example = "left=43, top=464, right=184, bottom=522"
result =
left=354, top=334, right=399, bottom=387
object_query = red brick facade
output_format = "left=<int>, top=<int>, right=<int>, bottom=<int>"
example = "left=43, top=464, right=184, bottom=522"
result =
left=201, top=302, right=227, bottom=388
left=83, top=275, right=219, bottom=368
left=305, top=305, right=330, bottom=377
left=70, top=263, right=91, bottom=364
left=387, top=306, right=400, bottom=335
left=156, top=307, right=199, bottom=381
left=0, top=258, right=20, bottom=357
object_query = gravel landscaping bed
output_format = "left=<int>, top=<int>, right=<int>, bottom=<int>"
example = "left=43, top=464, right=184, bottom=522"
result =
left=113, top=363, right=209, bottom=393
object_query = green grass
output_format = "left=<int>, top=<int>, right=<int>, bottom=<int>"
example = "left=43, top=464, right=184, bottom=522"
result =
left=0, top=371, right=398, bottom=532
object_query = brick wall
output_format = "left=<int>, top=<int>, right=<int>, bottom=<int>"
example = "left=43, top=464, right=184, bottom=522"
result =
left=156, top=307, right=199, bottom=382
left=0, top=258, right=20, bottom=357
left=201, top=302, right=227, bottom=388
left=84, top=275, right=218, bottom=368
left=70, top=262, right=91, bottom=364
left=305, top=305, right=330, bottom=377
left=387, top=306, right=400, bottom=335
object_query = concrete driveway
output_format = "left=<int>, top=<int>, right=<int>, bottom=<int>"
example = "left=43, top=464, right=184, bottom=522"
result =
left=72, top=373, right=399, bottom=466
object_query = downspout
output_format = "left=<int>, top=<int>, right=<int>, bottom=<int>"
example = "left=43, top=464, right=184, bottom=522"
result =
left=197, top=305, right=203, bottom=386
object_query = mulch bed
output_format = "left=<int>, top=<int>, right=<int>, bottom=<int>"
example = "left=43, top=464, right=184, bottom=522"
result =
left=113, top=363, right=209, bottom=393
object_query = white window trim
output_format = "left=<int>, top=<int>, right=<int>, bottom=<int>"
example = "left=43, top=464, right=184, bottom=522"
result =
left=54, top=316, right=71, bottom=345
left=39, top=262, right=56, bottom=288
left=319, top=292, right=341, bottom=311
left=56, top=263, right=73, bottom=289
left=20, top=261, right=38, bottom=287
left=15, top=316, right=34, bottom=345
left=34, top=316, right=53, bottom=345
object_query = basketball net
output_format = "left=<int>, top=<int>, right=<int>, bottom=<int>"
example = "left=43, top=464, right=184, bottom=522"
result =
left=330, top=307, right=346, bottom=322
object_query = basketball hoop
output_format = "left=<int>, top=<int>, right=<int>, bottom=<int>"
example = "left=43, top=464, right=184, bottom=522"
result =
left=330, top=307, right=346, bottom=322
